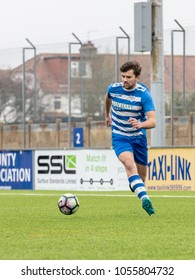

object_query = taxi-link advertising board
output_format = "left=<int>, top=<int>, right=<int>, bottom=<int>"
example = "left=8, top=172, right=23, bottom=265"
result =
left=146, top=147, right=194, bottom=191
left=0, top=150, right=33, bottom=190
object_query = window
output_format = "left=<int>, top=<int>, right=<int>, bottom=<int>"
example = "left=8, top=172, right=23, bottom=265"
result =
left=71, top=61, right=79, bottom=77
left=54, top=96, right=61, bottom=110
left=82, top=61, right=92, bottom=78
left=71, top=61, right=92, bottom=78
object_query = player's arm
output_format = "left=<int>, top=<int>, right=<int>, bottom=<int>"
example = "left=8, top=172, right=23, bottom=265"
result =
left=142, top=110, right=156, bottom=129
left=129, top=111, right=156, bottom=129
left=105, top=94, right=112, bottom=127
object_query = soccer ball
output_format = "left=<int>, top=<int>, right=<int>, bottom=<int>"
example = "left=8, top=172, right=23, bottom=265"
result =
left=58, top=193, right=79, bottom=215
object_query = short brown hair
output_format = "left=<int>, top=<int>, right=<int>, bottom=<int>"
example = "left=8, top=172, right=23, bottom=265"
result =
left=120, top=61, right=142, bottom=77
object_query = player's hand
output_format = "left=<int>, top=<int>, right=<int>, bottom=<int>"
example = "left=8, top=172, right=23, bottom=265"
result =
left=128, top=117, right=142, bottom=129
left=105, top=116, right=112, bottom=127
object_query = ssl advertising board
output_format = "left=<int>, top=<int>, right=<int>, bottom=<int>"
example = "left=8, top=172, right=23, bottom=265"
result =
left=34, top=149, right=127, bottom=191
left=0, top=150, right=33, bottom=190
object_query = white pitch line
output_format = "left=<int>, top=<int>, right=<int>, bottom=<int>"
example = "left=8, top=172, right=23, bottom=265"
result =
left=0, top=193, right=195, bottom=198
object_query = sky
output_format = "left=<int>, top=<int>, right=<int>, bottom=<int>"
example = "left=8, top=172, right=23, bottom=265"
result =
left=0, top=0, right=195, bottom=67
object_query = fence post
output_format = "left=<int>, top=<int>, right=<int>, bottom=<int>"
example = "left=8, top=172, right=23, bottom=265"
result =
left=27, top=121, right=32, bottom=148
left=189, top=112, right=193, bottom=145
left=56, top=119, right=61, bottom=148
left=0, top=122, right=3, bottom=149
left=86, top=117, right=92, bottom=148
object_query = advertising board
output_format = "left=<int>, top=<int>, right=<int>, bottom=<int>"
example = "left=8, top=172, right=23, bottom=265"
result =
left=0, top=150, right=33, bottom=190
left=34, top=148, right=195, bottom=191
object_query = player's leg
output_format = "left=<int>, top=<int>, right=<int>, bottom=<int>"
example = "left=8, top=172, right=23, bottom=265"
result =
left=136, top=162, right=147, bottom=183
left=113, top=136, right=154, bottom=215
left=129, top=162, right=147, bottom=192
left=118, top=154, right=155, bottom=216
left=132, top=138, right=155, bottom=216
left=135, top=162, right=155, bottom=215
left=118, top=151, right=150, bottom=203
left=118, top=151, right=138, bottom=177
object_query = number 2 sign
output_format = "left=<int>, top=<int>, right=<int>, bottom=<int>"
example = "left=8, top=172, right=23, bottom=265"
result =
left=73, top=128, right=84, bottom=147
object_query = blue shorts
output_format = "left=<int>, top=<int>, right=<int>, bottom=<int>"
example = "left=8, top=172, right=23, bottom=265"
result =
left=112, top=134, right=148, bottom=166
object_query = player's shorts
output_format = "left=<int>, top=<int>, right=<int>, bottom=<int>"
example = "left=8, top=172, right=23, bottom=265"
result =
left=112, top=134, right=148, bottom=166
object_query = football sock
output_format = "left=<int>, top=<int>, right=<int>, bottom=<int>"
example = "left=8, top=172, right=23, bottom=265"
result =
left=129, top=183, right=134, bottom=192
left=128, top=174, right=149, bottom=201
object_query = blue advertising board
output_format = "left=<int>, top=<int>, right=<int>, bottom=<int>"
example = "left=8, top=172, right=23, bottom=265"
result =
left=0, top=150, right=33, bottom=190
left=73, top=127, right=84, bottom=147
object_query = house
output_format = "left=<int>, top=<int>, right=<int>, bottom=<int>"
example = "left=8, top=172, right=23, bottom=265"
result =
left=4, top=41, right=195, bottom=122
left=12, top=41, right=99, bottom=122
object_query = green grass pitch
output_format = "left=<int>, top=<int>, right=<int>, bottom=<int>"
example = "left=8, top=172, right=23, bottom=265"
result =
left=0, top=190, right=195, bottom=260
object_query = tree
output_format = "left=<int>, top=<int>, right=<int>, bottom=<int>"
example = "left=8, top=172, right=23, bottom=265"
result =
left=82, top=52, right=115, bottom=118
left=0, top=70, right=34, bottom=123
left=0, top=70, right=21, bottom=123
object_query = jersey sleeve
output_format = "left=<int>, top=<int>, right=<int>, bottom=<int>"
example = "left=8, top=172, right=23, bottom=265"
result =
left=142, top=90, right=155, bottom=112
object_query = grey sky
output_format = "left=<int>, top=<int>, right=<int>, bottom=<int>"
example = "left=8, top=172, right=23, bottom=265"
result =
left=0, top=0, right=194, bottom=48
left=0, top=0, right=195, bottom=68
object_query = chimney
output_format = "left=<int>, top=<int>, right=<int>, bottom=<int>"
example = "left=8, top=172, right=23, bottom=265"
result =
left=80, top=41, right=97, bottom=59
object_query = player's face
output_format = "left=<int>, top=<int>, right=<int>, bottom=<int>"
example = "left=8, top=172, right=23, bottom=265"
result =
left=121, top=69, right=140, bottom=90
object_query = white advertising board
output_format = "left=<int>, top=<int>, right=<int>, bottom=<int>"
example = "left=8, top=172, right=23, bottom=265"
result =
left=34, top=149, right=128, bottom=191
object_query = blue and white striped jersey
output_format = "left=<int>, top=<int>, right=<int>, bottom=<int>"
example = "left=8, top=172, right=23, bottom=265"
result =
left=107, top=82, right=155, bottom=137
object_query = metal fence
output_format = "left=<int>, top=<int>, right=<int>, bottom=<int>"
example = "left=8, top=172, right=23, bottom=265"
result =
left=0, top=114, right=195, bottom=149
left=1, top=26, right=195, bottom=148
